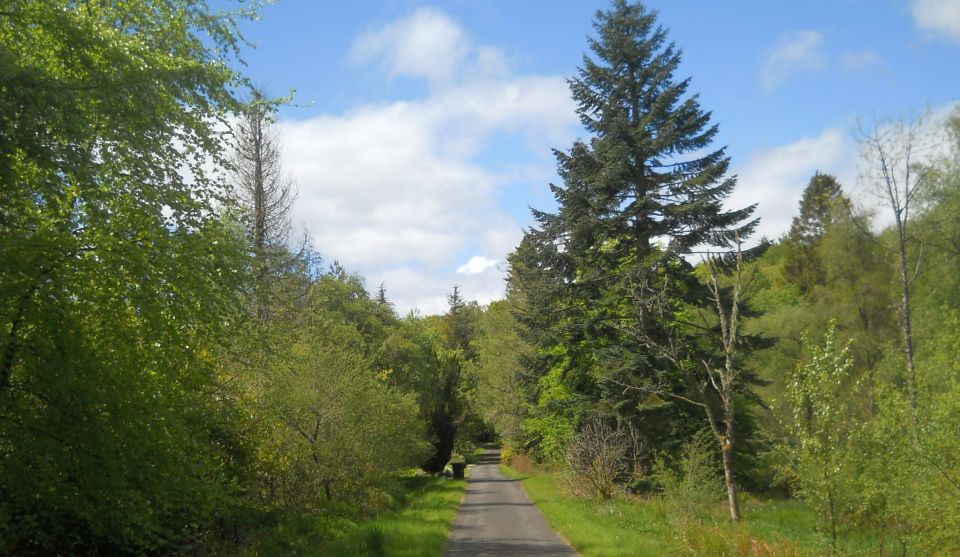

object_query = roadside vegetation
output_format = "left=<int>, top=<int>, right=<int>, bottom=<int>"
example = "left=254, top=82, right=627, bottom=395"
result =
left=477, top=3, right=960, bottom=556
left=1, top=1, right=483, bottom=554
left=503, top=451, right=888, bottom=556
left=2, top=0, right=959, bottom=555
left=251, top=476, right=466, bottom=557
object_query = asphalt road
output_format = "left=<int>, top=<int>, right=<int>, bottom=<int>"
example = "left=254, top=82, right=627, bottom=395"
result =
left=443, top=448, right=579, bottom=557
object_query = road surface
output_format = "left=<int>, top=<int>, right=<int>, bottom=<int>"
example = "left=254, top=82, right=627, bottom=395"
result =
left=443, top=448, right=579, bottom=557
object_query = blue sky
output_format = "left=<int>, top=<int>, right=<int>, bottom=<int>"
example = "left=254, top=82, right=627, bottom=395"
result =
left=231, top=0, right=959, bottom=314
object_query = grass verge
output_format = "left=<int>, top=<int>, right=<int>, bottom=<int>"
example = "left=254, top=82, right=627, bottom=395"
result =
left=323, top=476, right=466, bottom=557
left=502, top=465, right=682, bottom=557
left=234, top=475, right=466, bottom=557
left=500, top=464, right=868, bottom=557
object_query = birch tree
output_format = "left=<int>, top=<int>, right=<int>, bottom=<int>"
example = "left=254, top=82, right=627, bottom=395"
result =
left=857, top=113, right=941, bottom=412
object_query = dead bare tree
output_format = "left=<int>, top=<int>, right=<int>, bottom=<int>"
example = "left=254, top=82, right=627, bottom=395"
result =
left=230, top=88, right=297, bottom=319
left=565, top=417, right=628, bottom=500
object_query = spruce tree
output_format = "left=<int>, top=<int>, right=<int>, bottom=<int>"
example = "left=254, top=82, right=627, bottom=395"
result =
left=513, top=0, right=757, bottom=467
left=783, top=172, right=847, bottom=293
left=564, top=1, right=756, bottom=258
left=786, top=172, right=845, bottom=246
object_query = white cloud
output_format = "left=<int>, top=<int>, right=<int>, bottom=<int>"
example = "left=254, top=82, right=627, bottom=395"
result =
left=282, top=9, right=578, bottom=314
left=372, top=265, right=508, bottom=316
left=350, top=8, right=470, bottom=85
left=730, top=102, right=959, bottom=244
left=840, top=50, right=879, bottom=70
left=729, top=128, right=857, bottom=241
left=910, top=0, right=960, bottom=42
left=760, top=30, right=825, bottom=91
left=457, top=255, right=498, bottom=275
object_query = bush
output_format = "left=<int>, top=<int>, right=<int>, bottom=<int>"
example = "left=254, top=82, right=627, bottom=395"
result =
left=500, top=446, right=514, bottom=466
left=653, top=431, right=724, bottom=523
left=564, top=418, right=628, bottom=500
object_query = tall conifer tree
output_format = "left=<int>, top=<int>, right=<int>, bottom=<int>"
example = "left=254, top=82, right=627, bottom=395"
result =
left=783, top=172, right=847, bottom=293
left=512, top=0, right=757, bottom=463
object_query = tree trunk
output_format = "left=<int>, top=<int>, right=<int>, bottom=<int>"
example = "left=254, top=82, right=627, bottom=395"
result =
left=721, top=435, right=741, bottom=522
left=896, top=224, right=917, bottom=412
left=252, top=108, right=267, bottom=321
left=702, top=391, right=742, bottom=523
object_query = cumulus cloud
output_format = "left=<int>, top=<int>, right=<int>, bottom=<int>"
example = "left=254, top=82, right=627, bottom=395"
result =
left=350, top=8, right=470, bottom=85
left=910, top=0, right=960, bottom=42
left=728, top=128, right=857, bottom=241
left=730, top=102, right=959, bottom=243
left=760, top=30, right=825, bottom=91
left=282, top=9, right=578, bottom=314
left=457, top=256, right=498, bottom=275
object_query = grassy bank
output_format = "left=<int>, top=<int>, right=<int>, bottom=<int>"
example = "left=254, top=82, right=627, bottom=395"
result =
left=502, top=463, right=889, bottom=557
left=233, top=475, right=465, bottom=557
left=323, top=475, right=465, bottom=557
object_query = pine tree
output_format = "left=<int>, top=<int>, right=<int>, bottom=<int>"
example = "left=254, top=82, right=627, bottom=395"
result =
left=512, top=0, right=757, bottom=482
left=375, top=283, right=390, bottom=306
left=786, top=172, right=845, bottom=246
left=421, top=288, right=473, bottom=474
left=782, top=172, right=847, bottom=293
left=564, top=0, right=756, bottom=258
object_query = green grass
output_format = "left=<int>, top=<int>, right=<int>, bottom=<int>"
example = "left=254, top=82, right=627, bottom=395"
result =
left=233, top=475, right=466, bottom=557
left=503, top=464, right=885, bottom=556
left=502, top=465, right=683, bottom=557
left=502, top=463, right=905, bottom=556
left=323, top=476, right=466, bottom=557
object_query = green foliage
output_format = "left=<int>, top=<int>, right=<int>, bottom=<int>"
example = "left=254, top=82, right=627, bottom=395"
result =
left=509, top=0, right=759, bottom=484
left=220, top=476, right=465, bottom=557
left=466, top=300, right=535, bottom=445
left=782, top=172, right=847, bottom=293
left=5, top=0, right=960, bottom=553
left=421, top=346, right=468, bottom=473
left=521, top=366, right=578, bottom=463
left=504, top=464, right=808, bottom=557
left=653, top=431, right=725, bottom=523
left=321, top=476, right=466, bottom=557
left=222, top=266, right=433, bottom=511
left=0, top=1, right=257, bottom=552
left=261, top=325, right=429, bottom=507
left=856, top=307, right=960, bottom=554
left=376, top=290, right=478, bottom=475
left=780, top=324, right=860, bottom=550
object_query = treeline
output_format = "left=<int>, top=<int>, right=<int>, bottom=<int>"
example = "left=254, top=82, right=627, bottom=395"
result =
left=465, top=2, right=960, bottom=555
left=1, top=1, right=488, bottom=554
left=4, top=0, right=960, bottom=555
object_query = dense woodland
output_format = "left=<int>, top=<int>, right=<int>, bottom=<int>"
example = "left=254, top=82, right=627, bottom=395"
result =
left=2, top=1, right=959, bottom=555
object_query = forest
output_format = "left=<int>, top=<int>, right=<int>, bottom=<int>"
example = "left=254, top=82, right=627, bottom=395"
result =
left=1, top=1, right=959, bottom=556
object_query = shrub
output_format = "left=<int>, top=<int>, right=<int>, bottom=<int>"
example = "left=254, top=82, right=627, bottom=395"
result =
left=564, top=418, right=628, bottom=500
left=500, top=446, right=514, bottom=466
left=653, top=430, right=724, bottom=523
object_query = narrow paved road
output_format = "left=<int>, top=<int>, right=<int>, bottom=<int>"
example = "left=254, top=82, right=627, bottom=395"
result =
left=443, top=448, right=579, bottom=557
